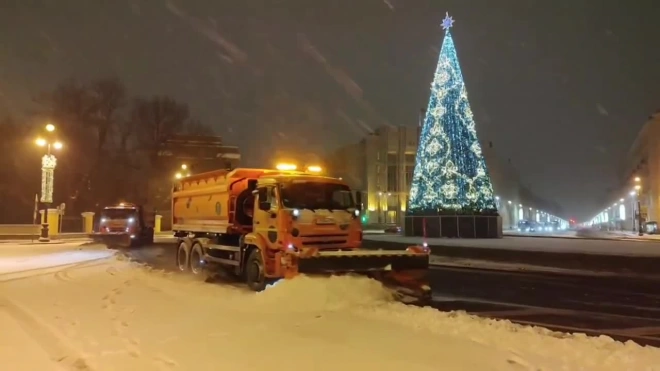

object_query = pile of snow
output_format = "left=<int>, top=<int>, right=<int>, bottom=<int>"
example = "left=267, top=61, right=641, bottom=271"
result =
left=1, top=251, right=660, bottom=370
left=256, top=274, right=395, bottom=312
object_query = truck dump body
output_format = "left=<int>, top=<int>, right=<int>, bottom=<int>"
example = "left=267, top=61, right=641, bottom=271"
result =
left=173, top=168, right=302, bottom=235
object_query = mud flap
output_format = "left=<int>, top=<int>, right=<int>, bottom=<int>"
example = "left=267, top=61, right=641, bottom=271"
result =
left=296, top=251, right=431, bottom=305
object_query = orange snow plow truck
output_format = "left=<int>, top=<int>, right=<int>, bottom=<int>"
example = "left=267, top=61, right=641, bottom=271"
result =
left=172, top=167, right=431, bottom=304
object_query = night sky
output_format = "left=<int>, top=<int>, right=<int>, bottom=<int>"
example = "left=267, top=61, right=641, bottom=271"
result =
left=1, top=0, right=659, bottom=220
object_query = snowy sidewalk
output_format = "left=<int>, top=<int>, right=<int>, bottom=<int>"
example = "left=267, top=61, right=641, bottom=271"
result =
left=603, top=230, right=660, bottom=241
left=365, top=234, right=660, bottom=256
left=363, top=235, right=660, bottom=276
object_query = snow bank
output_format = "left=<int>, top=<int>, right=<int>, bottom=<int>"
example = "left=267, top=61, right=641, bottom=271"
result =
left=2, top=253, right=659, bottom=370
left=254, top=274, right=395, bottom=311
left=361, top=304, right=660, bottom=370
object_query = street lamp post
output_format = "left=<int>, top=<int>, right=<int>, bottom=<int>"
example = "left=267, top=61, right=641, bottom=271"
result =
left=629, top=191, right=637, bottom=232
left=36, top=123, right=63, bottom=242
left=634, top=184, right=642, bottom=236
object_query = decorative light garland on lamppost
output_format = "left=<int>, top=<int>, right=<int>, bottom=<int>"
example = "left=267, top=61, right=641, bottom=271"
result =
left=35, top=123, right=63, bottom=242
left=40, top=154, right=57, bottom=203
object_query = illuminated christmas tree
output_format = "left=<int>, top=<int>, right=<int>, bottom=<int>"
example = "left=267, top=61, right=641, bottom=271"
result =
left=408, top=13, right=497, bottom=215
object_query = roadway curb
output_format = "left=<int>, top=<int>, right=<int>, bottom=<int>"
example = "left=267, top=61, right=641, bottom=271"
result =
left=428, top=258, right=660, bottom=280
left=0, top=238, right=90, bottom=245
left=503, top=233, right=658, bottom=243
left=362, top=239, right=660, bottom=276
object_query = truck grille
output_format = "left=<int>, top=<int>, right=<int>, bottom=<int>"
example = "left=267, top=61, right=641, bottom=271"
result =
left=299, top=233, right=349, bottom=248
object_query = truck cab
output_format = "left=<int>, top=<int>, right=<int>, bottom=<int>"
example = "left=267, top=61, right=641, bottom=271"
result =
left=93, top=203, right=155, bottom=247
left=251, top=175, right=362, bottom=253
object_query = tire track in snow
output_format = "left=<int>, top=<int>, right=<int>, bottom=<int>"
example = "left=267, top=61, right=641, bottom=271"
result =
left=0, top=297, right=94, bottom=370
left=99, top=264, right=150, bottom=362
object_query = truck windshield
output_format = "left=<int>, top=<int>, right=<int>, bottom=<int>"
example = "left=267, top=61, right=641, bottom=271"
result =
left=101, top=209, right=136, bottom=220
left=279, top=182, right=355, bottom=211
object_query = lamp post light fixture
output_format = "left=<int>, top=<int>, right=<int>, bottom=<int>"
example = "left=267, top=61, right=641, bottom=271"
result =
left=630, top=191, right=638, bottom=232
left=35, top=123, right=63, bottom=242
left=175, top=164, right=192, bottom=180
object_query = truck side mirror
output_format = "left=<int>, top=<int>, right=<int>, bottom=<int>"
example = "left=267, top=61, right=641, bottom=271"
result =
left=355, top=191, right=362, bottom=211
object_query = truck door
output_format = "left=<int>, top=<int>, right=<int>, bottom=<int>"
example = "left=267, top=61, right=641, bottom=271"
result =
left=255, top=186, right=278, bottom=246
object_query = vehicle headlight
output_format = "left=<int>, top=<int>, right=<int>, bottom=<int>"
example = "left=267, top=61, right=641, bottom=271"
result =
left=291, top=209, right=300, bottom=220
left=127, top=217, right=134, bottom=223
left=354, top=209, right=360, bottom=217
left=100, top=218, right=107, bottom=223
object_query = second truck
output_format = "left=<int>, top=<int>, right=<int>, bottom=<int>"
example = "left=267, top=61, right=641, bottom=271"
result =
left=171, top=165, right=431, bottom=304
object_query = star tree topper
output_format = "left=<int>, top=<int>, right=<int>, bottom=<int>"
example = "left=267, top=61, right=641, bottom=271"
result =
left=441, top=12, right=454, bottom=30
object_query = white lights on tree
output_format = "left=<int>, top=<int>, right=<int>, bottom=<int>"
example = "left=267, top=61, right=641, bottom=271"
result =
left=40, top=154, right=57, bottom=203
left=407, top=13, right=497, bottom=214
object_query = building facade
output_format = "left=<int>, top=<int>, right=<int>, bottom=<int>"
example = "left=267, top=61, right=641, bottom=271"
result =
left=591, top=111, right=660, bottom=229
left=327, top=125, right=562, bottom=228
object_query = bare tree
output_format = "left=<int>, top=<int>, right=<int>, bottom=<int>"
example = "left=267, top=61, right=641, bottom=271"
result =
left=87, top=77, right=127, bottom=156
left=0, top=116, right=40, bottom=222
left=129, top=95, right=190, bottom=149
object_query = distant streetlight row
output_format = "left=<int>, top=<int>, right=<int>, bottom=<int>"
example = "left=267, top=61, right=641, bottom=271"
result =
left=588, top=175, right=641, bottom=225
left=493, top=195, right=566, bottom=225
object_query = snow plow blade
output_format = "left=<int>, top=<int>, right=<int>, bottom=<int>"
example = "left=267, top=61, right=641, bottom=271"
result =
left=295, top=246, right=431, bottom=305
left=90, top=233, right=131, bottom=249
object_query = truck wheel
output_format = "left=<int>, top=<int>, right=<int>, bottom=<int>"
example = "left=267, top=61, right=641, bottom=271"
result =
left=189, top=243, right=214, bottom=282
left=245, top=249, right=267, bottom=291
left=176, top=242, right=189, bottom=272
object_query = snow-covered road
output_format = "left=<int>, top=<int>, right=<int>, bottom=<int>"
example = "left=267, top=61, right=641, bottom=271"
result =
left=1, top=243, right=659, bottom=370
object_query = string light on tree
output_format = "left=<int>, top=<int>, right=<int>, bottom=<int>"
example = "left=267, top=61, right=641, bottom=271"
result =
left=408, top=13, right=497, bottom=214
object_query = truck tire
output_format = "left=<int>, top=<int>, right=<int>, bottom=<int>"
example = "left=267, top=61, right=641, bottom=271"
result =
left=176, top=241, right=189, bottom=272
left=245, top=249, right=267, bottom=291
left=189, top=243, right=214, bottom=282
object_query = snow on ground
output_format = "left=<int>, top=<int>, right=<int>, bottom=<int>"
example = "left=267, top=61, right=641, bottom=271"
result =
left=1, top=246, right=660, bottom=370
left=366, top=234, right=660, bottom=257
left=0, top=242, right=114, bottom=278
